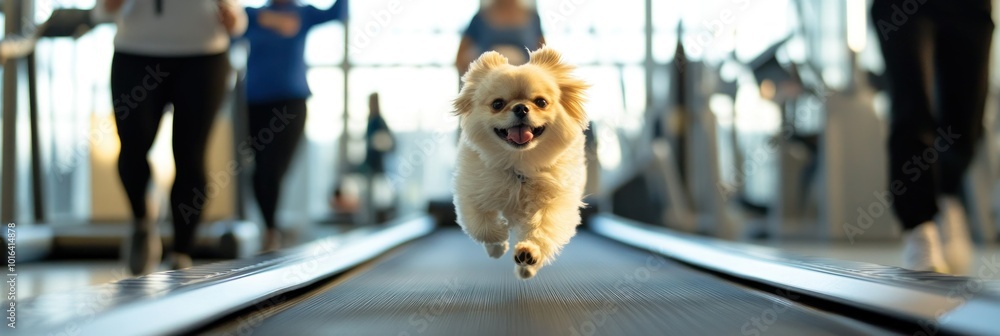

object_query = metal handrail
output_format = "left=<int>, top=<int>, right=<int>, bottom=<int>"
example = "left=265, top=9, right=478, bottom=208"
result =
left=0, top=34, right=34, bottom=62
left=1, top=7, right=95, bottom=223
left=0, top=9, right=93, bottom=62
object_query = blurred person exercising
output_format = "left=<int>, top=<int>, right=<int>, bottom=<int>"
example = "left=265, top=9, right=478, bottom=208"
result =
left=94, top=0, right=247, bottom=275
left=241, top=0, right=347, bottom=251
left=362, top=93, right=395, bottom=223
left=871, top=0, right=993, bottom=274
left=455, top=0, right=545, bottom=74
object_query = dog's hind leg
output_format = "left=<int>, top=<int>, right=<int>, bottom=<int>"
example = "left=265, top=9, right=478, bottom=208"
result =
left=456, top=204, right=509, bottom=258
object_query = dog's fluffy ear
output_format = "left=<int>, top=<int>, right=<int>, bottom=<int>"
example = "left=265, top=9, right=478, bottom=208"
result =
left=527, top=46, right=563, bottom=69
left=462, top=51, right=508, bottom=83
left=454, top=52, right=509, bottom=115
left=529, top=47, right=589, bottom=128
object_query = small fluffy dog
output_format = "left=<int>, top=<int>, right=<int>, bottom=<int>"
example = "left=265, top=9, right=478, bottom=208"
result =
left=453, top=47, right=589, bottom=279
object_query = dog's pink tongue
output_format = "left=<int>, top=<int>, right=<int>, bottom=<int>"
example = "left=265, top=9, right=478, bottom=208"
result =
left=506, top=125, right=534, bottom=144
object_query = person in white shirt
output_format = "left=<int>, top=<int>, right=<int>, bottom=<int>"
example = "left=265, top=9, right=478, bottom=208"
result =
left=94, top=0, right=247, bottom=275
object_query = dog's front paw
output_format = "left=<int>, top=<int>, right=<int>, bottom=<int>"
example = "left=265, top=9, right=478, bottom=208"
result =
left=513, top=242, right=541, bottom=266
left=513, top=249, right=537, bottom=266
left=513, top=242, right=542, bottom=279
left=484, top=241, right=508, bottom=259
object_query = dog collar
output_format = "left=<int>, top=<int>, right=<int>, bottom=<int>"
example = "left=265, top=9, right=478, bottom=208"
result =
left=514, top=171, right=527, bottom=183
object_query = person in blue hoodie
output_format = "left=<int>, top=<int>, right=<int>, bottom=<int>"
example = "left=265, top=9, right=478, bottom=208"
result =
left=241, top=0, right=346, bottom=252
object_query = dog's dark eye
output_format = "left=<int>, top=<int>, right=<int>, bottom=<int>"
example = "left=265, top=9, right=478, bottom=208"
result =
left=534, top=98, right=548, bottom=108
left=491, top=99, right=505, bottom=110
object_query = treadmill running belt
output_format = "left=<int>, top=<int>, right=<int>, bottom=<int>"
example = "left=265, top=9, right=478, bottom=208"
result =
left=204, top=230, right=886, bottom=335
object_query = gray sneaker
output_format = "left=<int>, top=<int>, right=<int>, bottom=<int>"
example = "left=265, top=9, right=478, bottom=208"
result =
left=124, top=220, right=162, bottom=276
left=170, top=253, right=193, bottom=270
left=262, top=228, right=282, bottom=253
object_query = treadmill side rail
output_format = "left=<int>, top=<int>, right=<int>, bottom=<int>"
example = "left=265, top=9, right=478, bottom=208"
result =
left=24, top=215, right=435, bottom=336
left=590, top=214, right=1000, bottom=336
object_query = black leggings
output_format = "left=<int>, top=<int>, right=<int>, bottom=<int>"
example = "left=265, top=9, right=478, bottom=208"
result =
left=111, top=51, right=230, bottom=254
left=246, top=99, right=307, bottom=230
left=872, top=0, right=994, bottom=230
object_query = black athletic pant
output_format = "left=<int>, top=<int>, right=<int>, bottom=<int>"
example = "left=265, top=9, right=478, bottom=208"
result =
left=111, top=51, right=230, bottom=254
left=246, top=99, right=307, bottom=229
left=872, top=0, right=993, bottom=230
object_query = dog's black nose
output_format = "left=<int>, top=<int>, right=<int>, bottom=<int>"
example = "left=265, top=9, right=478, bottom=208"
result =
left=512, top=104, right=529, bottom=119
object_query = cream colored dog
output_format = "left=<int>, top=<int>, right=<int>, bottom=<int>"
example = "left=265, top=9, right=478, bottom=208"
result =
left=453, top=47, right=589, bottom=279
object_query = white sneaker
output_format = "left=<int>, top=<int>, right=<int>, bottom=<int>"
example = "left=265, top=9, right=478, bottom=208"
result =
left=903, top=222, right=950, bottom=273
left=938, top=196, right=973, bottom=274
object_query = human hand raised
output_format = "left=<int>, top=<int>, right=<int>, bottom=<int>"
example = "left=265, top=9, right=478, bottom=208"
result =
left=104, top=0, right=126, bottom=12
left=218, top=1, right=240, bottom=34
left=258, top=10, right=301, bottom=38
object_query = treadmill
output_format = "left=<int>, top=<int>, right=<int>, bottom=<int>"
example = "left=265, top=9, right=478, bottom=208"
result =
left=17, top=214, right=1000, bottom=335
left=13, top=7, right=1000, bottom=336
